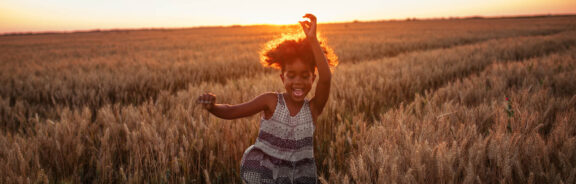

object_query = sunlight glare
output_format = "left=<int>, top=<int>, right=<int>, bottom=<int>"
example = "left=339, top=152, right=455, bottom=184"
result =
left=1, top=0, right=575, bottom=33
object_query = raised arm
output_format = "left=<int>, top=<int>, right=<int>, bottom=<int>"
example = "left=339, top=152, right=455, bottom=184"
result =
left=299, top=14, right=331, bottom=117
left=197, top=92, right=276, bottom=120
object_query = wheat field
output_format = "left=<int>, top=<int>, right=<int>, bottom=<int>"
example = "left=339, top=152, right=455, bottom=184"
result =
left=1, top=16, right=576, bottom=183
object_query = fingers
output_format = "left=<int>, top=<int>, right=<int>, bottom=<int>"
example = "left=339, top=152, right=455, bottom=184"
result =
left=299, top=21, right=310, bottom=30
left=301, top=14, right=316, bottom=31
left=300, top=14, right=317, bottom=39
left=197, top=93, right=215, bottom=110
left=302, top=13, right=317, bottom=22
left=196, top=93, right=216, bottom=104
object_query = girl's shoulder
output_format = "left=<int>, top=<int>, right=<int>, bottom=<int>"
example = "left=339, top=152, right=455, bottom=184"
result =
left=259, top=92, right=278, bottom=102
left=258, top=92, right=279, bottom=119
left=256, top=92, right=278, bottom=108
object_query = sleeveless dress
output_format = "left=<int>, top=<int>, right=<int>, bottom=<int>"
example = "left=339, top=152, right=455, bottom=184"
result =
left=240, top=93, right=317, bottom=184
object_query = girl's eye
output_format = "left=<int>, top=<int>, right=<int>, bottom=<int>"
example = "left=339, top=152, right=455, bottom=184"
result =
left=302, top=74, right=310, bottom=79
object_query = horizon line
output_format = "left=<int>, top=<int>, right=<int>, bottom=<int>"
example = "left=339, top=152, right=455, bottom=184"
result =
left=2, top=13, right=575, bottom=36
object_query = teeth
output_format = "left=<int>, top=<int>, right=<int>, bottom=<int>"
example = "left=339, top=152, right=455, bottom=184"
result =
left=293, top=89, right=303, bottom=97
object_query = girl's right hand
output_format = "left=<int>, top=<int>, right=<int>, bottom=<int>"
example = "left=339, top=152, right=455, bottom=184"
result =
left=299, top=13, right=317, bottom=40
left=196, top=93, right=216, bottom=111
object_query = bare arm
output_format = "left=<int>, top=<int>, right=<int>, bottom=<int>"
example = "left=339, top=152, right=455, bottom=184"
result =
left=300, top=14, right=332, bottom=117
left=197, top=92, right=275, bottom=120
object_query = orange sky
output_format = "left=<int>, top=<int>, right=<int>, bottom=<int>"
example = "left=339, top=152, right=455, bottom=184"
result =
left=1, top=0, right=575, bottom=34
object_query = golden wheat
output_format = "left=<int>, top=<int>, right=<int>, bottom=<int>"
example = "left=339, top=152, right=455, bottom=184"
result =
left=0, top=16, right=575, bottom=183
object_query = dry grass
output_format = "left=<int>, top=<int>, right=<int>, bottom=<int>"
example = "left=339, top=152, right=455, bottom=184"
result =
left=329, top=48, right=576, bottom=183
left=0, top=16, right=575, bottom=183
left=1, top=16, right=573, bottom=129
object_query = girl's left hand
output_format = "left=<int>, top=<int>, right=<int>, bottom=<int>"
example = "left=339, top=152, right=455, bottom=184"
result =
left=299, top=13, right=317, bottom=40
left=196, top=93, right=216, bottom=111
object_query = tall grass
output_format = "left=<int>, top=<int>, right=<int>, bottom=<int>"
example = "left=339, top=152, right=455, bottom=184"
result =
left=0, top=16, right=575, bottom=183
left=327, top=48, right=576, bottom=183
left=1, top=16, right=574, bottom=130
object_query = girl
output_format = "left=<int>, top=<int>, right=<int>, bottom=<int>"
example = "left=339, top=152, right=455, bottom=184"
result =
left=197, top=14, right=337, bottom=184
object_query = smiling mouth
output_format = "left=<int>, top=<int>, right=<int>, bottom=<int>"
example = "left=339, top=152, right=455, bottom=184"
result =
left=293, top=88, right=304, bottom=97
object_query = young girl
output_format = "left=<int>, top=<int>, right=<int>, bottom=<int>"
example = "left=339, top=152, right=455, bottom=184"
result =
left=197, top=14, right=337, bottom=184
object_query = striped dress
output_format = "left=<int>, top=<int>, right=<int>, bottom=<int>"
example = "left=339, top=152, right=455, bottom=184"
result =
left=240, top=93, right=317, bottom=184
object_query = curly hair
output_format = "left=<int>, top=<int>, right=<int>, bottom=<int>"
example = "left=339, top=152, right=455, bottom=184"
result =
left=260, top=32, right=338, bottom=73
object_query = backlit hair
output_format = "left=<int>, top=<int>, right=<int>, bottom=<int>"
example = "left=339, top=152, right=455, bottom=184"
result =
left=260, top=32, right=338, bottom=73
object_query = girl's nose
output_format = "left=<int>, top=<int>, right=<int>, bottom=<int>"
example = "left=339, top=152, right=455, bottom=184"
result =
left=294, top=77, right=305, bottom=84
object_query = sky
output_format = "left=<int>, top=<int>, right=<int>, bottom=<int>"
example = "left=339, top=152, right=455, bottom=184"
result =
left=1, top=0, right=575, bottom=34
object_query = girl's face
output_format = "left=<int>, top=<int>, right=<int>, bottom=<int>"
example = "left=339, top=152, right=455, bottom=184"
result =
left=281, top=59, right=315, bottom=102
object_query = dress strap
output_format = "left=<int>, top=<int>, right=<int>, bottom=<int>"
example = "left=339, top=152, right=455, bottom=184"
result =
left=277, top=92, right=285, bottom=106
